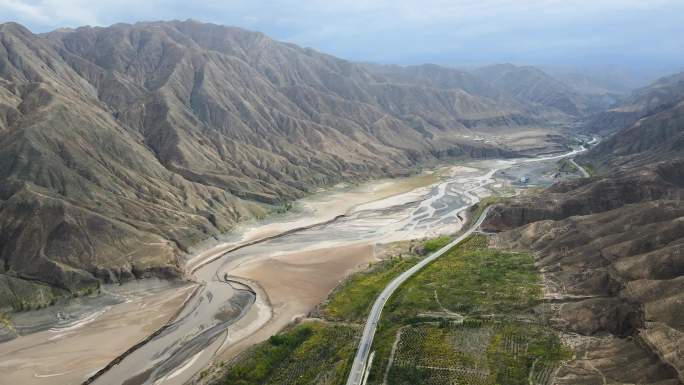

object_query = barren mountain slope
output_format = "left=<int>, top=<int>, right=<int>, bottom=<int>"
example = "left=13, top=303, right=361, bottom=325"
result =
left=0, top=22, right=263, bottom=307
left=582, top=71, right=684, bottom=134
left=472, top=63, right=603, bottom=117
left=584, top=101, right=684, bottom=169
left=0, top=20, right=571, bottom=308
left=485, top=171, right=684, bottom=384
left=482, top=88, right=684, bottom=383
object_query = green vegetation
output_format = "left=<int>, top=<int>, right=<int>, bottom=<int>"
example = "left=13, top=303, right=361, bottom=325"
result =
left=214, top=322, right=360, bottom=385
left=11, top=300, right=34, bottom=312
left=388, top=321, right=568, bottom=385
left=10, top=296, right=57, bottom=312
left=364, top=235, right=564, bottom=385
left=212, top=234, right=567, bottom=385
left=556, top=159, right=579, bottom=174
left=580, top=162, right=597, bottom=176
left=0, top=313, right=13, bottom=332
left=317, top=255, right=422, bottom=322
left=423, top=236, right=452, bottom=253
left=384, top=236, right=541, bottom=321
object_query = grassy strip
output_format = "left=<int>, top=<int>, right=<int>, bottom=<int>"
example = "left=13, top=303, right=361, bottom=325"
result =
left=317, top=255, right=423, bottom=322
left=579, top=162, right=597, bottom=176
left=212, top=322, right=360, bottom=385
left=423, top=236, right=452, bottom=253
left=556, top=158, right=579, bottom=174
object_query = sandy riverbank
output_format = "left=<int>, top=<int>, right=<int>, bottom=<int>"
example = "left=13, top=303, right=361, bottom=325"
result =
left=0, top=284, right=195, bottom=385
left=212, top=243, right=376, bottom=364
left=184, top=170, right=442, bottom=271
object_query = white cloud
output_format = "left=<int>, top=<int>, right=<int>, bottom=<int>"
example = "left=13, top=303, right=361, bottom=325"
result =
left=1, top=0, right=682, bottom=68
left=0, top=0, right=51, bottom=23
left=0, top=0, right=155, bottom=28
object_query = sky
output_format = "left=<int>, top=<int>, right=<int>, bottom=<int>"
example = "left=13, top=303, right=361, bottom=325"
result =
left=2, top=0, right=683, bottom=76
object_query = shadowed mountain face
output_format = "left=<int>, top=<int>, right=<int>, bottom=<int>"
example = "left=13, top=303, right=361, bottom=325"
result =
left=471, top=63, right=610, bottom=117
left=0, top=20, right=585, bottom=307
left=584, top=101, right=684, bottom=169
left=483, top=75, right=684, bottom=384
left=582, top=71, right=684, bottom=135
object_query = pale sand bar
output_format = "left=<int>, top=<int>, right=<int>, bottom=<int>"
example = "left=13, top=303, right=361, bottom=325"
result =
left=0, top=285, right=195, bottom=385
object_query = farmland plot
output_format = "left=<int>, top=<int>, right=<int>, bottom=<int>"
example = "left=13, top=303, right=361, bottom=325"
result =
left=387, top=320, right=568, bottom=385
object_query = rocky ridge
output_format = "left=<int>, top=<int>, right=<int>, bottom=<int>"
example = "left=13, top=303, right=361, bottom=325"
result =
left=483, top=76, right=684, bottom=384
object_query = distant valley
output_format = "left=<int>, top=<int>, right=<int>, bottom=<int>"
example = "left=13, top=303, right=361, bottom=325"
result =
left=1, top=18, right=683, bottom=385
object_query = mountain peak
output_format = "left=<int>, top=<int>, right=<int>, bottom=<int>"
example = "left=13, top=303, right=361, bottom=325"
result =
left=0, top=21, right=33, bottom=37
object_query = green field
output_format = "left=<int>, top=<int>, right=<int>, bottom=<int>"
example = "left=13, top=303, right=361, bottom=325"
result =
left=422, top=236, right=452, bottom=253
left=387, top=321, right=568, bottom=385
left=366, top=235, right=565, bottom=384
left=383, top=236, right=541, bottom=323
left=211, top=322, right=360, bottom=385
left=316, top=254, right=423, bottom=322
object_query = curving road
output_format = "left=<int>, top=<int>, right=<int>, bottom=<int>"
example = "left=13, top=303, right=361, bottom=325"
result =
left=345, top=206, right=492, bottom=385
left=345, top=141, right=600, bottom=385
left=569, top=158, right=590, bottom=178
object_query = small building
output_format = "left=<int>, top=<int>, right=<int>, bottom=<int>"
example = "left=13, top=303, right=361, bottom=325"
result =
left=519, top=176, right=529, bottom=183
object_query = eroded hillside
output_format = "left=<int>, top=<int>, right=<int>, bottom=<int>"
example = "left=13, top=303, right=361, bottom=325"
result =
left=0, top=20, right=586, bottom=307
left=483, top=81, right=684, bottom=383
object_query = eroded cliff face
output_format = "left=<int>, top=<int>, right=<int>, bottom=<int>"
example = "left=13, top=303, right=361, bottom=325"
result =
left=482, top=94, right=684, bottom=383
left=489, top=197, right=684, bottom=384
left=483, top=160, right=684, bottom=231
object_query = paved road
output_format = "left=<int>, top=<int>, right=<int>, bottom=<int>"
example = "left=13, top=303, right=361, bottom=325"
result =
left=345, top=206, right=492, bottom=385
left=569, top=158, right=590, bottom=178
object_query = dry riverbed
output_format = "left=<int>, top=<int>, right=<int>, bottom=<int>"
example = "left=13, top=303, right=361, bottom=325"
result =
left=0, top=284, right=195, bottom=385
left=0, top=151, right=583, bottom=385
left=0, top=168, right=445, bottom=385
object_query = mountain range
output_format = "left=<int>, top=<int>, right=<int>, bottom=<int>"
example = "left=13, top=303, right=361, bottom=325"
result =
left=1, top=17, right=684, bottom=385
left=582, top=71, right=684, bottom=135
left=0, top=20, right=612, bottom=308
left=483, top=69, right=684, bottom=383
left=0, top=19, right=678, bottom=318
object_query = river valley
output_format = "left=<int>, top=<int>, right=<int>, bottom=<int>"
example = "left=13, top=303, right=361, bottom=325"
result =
left=0, top=145, right=590, bottom=385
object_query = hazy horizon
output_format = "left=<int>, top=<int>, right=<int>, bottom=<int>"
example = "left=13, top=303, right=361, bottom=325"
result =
left=2, top=0, right=683, bottom=82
